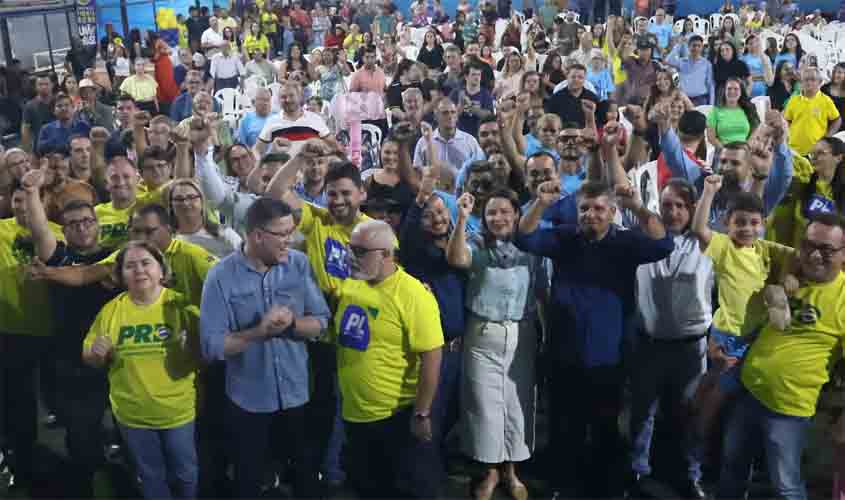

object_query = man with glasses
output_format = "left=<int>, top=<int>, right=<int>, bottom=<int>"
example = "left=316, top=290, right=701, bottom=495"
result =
left=20, top=170, right=115, bottom=498
left=30, top=203, right=216, bottom=307
left=200, top=197, right=330, bottom=498
left=137, top=145, right=175, bottom=204
left=784, top=66, right=841, bottom=155
left=334, top=219, right=444, bottom=499
left=717, top=212, right=845, bottom=500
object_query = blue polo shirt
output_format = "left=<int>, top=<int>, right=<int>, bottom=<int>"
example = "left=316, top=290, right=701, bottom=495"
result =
left=37, top=119, right=92, bottom=154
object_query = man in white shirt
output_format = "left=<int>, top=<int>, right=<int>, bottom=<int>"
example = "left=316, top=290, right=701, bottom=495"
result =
left=201, top=17, right=226, bottom=59
left=254, top=81, right=337, bottom=158
left=413, top=98, right=483, bottom=175
left=210, top=43, right=244, bottom=92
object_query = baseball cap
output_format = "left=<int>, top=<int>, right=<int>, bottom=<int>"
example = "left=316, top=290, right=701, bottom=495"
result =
left=79, top=78, right=96, bottom=90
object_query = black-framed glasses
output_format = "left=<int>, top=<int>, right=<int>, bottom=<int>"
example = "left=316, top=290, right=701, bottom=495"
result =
left=64, top=217, right=97, bottom=230
left=260, top=226, right=296, bottom=241
left=172, top=194, right=202, bottom=204
left=801, top=239, right=844, bottom=259
left=348, top=245, right=389, bottom=258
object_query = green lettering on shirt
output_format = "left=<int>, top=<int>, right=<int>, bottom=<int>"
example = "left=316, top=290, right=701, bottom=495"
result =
left=117, top=326, right=136, bottom=345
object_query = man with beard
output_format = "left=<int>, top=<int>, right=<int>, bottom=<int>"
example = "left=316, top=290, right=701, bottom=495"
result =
left=21, top=170, right=116, bottom=498
left=334, top=219, right=443, bottom=499
left=68, top=135, right=103, bottom=198
left=544, top=64, right=599, bottom=128
left=516, top=176, right=674, bottom=498
left=658, top=102, right=793, bottom=231
left=37, top=144, right=98, bottom=224
left=267, top=143, right=373, bottom=495
left=460, top=160, right=499, bottom=234
left=255, top=81, right=335, bottom=157
left=199, top=197, right=330, bottom=498
left=398, top=168, right=466, bottom=463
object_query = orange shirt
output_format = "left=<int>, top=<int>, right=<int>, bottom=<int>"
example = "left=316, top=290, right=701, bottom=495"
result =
left=154, top=40, right=180, bottom=104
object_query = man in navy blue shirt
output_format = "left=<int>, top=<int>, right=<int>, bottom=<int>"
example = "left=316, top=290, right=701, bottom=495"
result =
left=37, top=93, right=92, bottom=156
left=516, top=179, right=674, bottom=498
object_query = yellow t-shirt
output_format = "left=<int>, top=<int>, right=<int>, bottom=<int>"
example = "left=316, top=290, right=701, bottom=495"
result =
left=335, top=268, right=444, bottom=423
left=784, top=91, right=841, bottom=155
left=741, top=272, right=845, bottom=417
left=261, top=12, right=278, bottom=34
left=244, top=34, right=270, bottom=56
left=137, top=182, right=166, bottom=207
left=84, top=288, right=199, bottom=428
left=766, top=153, right=835, bottom=249
left=119, top=76, right=159, bottom=103
left=0, top=218, right=63, bottom=336
left=298, top=202, right=369, bottom=301
left=95, top=202, right=134, bottom=250
left=706, top=232, right=795, bottom=336
left=99, top=238, right=216, bottom=306
left=178, top=24, right=189, bottom=48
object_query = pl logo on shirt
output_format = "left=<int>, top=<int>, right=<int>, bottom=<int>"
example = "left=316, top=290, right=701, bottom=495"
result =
left=338, top=305, right=370, bottom=351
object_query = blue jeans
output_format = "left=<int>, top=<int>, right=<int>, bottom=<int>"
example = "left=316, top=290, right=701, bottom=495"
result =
left=431, top=341, right=462, bottom=456
left=716, top=389, right=811, bottom=500
left=629, top=333, right=706, bottom=482
left=119, top=421, right=198, bottom=499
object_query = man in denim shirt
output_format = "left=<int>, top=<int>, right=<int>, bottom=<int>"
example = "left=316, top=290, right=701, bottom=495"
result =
left=200, top=197, right=331, bottom=498
left=516, top=178, right=674, bottom=498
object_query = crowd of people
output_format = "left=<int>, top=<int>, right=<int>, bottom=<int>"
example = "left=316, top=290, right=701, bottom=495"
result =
left=2, top=0, right=845, bottom=499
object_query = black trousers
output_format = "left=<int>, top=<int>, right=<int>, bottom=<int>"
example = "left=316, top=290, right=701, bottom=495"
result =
left=344, top=407, right=443, bottom=499
left=305, top=341, right=340, bottom=484
left=549, top=364, right=626, bottom=498
left=54, top=357, right=109, bottom=498
left=0, top=334, right=45, bottom=487
left=226, top=397, right=316, bottom=498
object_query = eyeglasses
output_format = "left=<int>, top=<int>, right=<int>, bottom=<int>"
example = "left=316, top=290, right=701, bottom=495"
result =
left=348, top=245, right=389, bottom=258
left=64, top=217, right=96, bottom=230
left=130, top=225, right=161, bottom=237
left=172, top=193, right=201, bottom=204
left=260, top=226, right=296, bottom=241
left=800, top=239, right=844, bottom=259
left=558, top=135, right=580, bottom=144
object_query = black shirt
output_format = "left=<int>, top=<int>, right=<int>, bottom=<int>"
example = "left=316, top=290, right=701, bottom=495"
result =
left=545, top=87, right=600, bottom=128
left=418, top=45, right=445, bottom=71
left=46, top=242, right=118, bottom=360
left=22, top=98, right=55, bottom=153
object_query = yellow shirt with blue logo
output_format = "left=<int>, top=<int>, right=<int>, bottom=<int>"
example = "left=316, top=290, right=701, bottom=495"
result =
left=0, top=218, right=64, bottom=336
left=334, top=268, right=444, bottom=423
left=741, top=272, right=845, bottom=417
left=84, top=288, right=199, bottom=428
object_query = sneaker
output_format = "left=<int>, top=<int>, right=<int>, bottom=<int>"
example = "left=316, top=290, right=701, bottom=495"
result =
left=42, top=413, right=59, bottom=427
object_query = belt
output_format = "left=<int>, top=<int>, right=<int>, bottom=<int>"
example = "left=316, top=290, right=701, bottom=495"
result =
left=640, top=332, right=707, bottom=344
left=445, top=337, right=462, bottom=352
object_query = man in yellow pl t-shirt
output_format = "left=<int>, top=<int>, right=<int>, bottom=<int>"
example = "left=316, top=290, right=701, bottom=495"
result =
left=334, top=220, right=443, bottom=499
left=717, top=213, right=845, bottom=500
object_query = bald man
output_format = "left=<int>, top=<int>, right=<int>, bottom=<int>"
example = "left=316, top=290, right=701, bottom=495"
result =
left=333, top=220, right=445, bottom=499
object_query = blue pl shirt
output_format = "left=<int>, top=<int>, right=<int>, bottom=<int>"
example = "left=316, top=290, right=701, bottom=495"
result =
left=200, top=248, right=331, bottom=413
left=515, top=224, right=674, bottom=367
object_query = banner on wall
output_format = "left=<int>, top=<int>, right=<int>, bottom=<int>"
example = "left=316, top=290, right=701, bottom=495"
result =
left=76, top=0, right=98, bottom=46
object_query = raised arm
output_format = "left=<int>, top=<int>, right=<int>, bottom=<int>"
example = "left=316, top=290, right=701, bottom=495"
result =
left=89, top=127, right=111, bottom=193
left=21, top=169, right=57, bottom=262
left=616, top=183, right=666, bottom=239
left=600, top=121, right=629, bottom=187
left=266, top=139, right=326, bottom=210
left=498, top=103, right=527, bottom=169
left=445, top=192, right=474, bottom=269
left=623, top=105, right=649, bottom=172
left=133, top=111, right=151, bottom=154
left=692, top=174, right=721, bottom=250
left=519, top=180, right=560, bottom=235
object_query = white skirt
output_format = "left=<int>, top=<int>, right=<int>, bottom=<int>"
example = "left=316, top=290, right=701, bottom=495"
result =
left=460, top=315, right=537, bottom=464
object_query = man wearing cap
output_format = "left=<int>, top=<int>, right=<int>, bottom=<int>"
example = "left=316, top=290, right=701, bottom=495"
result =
left=666, top=35, right=715, bottom=106
left=38, top=93, right=92, bottom=156
left=620, top=38, right=661, bottom=105
left=201, top=16, right=227, bottom=59
left=76, top=79, right=115, bottom=132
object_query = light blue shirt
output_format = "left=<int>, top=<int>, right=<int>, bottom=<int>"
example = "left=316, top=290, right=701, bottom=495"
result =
left=237, top=111, right=271, bottom=148
left=413, top=128, right=484, bottom=173
left=666, top=45, right=716, bottom=104
left=586, top=68, right=616, bottom=101
left=200, top=249, right=331, bottom=413
left=648, top=23, right=674, bottom=50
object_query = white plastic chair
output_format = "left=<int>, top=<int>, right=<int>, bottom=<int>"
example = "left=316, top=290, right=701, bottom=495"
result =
left=534, top=53, right=547, bottom=72
left=693, top=19, right=710, bottom=38
left=243, top=75, right=267, bottom=101
left=403, top=45, right=420, bottom=61
left=695, top=104, right=713, bottom=117
left=673, top=20, right=685, bottom=34
left=710, top=13, right=723, bottom=31
left=627, top=160, right=661, bottom=215
left=267, top=81, right=283, bottom=113
left=361, top=123, right=382, bottom=146
left=214, top=88, right=241, bottom=118
left=751, top=95, right=770, bottom=123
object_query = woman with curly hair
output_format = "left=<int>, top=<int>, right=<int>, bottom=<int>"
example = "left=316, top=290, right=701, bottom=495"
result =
left=707, top=76, right=759, bottom=147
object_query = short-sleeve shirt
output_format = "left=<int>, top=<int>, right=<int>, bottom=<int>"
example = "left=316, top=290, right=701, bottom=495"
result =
left=707, top=106, right=752, bottom=144
left=705, top=231, right=794, bottom=337
left=741, top=271, right=845, bottom=417
left=258, top=110, right=330, bottom=144
left=785, top=91, right=841, bottom=155
left=335, top=267, right=444, bottom=422
left=84, top=288, right=199, bottom=428
left=22, top=98, right=55, bottom=152
left=120, top=76, right=159, bottom=102
left=95, top=202, right=134, bottom=250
